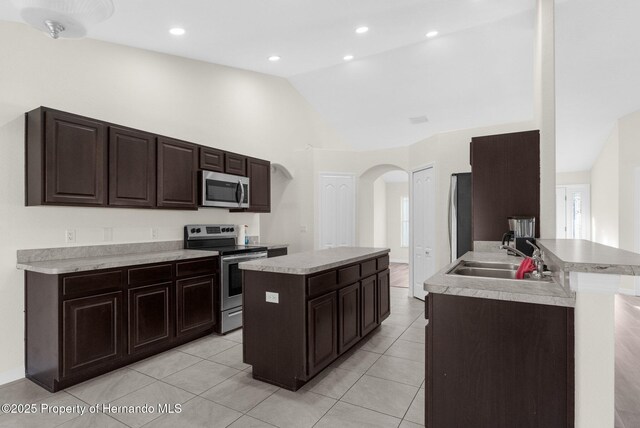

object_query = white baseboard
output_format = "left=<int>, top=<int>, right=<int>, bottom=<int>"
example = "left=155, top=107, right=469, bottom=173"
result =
left=0, top=366, right=24, bottom=387
left=390, top=258, right=408, bottom=264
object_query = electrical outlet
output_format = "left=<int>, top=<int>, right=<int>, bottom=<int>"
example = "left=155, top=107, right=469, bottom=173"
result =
left=266, top=292, right=279, bottom=304
left=103, top=227, right=113, bottom=242
left=151, top=228, right=159, bottom=240
left=65, top=229, right=76, bottom=243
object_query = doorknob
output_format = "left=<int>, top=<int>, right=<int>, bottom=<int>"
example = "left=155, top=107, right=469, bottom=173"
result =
left=425, top=249, right=431, bottom=255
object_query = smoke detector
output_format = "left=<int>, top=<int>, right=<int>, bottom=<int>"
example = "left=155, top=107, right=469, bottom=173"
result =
left=409, top=115, right=429, bottom=125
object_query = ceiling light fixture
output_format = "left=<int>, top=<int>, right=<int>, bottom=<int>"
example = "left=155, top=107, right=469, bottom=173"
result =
left=426, top=30, right=439, bottom=38
left=343, top=55, right=354, bottom=61
left=355, top=26, right=369, bottom=34
left=11, top=0, right=115, bottom=39
left=268, top=55, right=281, bottom=62
left=169, top=27, right=186, bottom=36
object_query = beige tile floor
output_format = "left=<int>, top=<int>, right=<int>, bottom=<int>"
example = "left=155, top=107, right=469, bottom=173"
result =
left=0, top=287, right=425, bottom=428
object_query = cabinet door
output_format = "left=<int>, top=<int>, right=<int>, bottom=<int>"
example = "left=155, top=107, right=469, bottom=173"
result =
left=109, top=126, right=156, bottom=207
left=361, top=275, right=378, bottom=336
left=200, top=147, right=224, bottom=172
left=176, top=275, right=216, bottom=336
left=338, top=283, right=361, bottom=354
left=225, top=153, right=247, bottom=176
left=377, top=269, right=391, bottom=322
left=63, top=292, right=122, bottom=377
left=157, top=137, right=198, bottom=209
left=307, top=292, right=338, bottom=376
left=44, top=110, right=107, bottom=205
left=128, top=283, right=172, bottom=355
left=247, top=158, right=271, bottom=212
left=471, top=130, right=540, bottom=240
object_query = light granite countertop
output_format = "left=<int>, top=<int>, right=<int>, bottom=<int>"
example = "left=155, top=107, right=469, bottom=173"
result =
left=16, top=240, right=218, bottom=274
left=424, top=251, right=576, bottom=308
left=537, top=239, right=640, bottom=276
left=239, top=247, right=389, bottom=275
left=250, top=243, right=289, bottom=250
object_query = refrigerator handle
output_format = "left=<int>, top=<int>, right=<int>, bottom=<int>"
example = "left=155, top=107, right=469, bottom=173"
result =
left=449, top=175, right=457, bottom=262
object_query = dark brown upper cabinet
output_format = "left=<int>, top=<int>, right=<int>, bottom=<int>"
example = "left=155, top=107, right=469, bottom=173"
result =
left=232, top=157, right=271, bottom=213
left=109, top=126, right=156, bottom=208
left=26, top=107, right=108, bottom=206
left=471, top=130, right=540, bottom=241
left=200, top=147, right=224, bottom=172
left=225, top=152, right=247, bottom=176
left=157, top=137, right=198, bottom=209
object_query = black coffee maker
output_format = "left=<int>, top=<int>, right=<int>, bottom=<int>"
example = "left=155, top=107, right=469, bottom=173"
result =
left=501, top=216, right=536, bottom=256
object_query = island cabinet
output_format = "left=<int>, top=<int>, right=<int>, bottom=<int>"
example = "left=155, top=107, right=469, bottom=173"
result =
left=243, top=253, right=390, bottom=390
left=25, top=256, right=218, bottom=392
left=425, top=293, right=574, bottom=428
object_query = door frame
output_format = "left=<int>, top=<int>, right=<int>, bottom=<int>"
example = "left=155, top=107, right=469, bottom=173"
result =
left=556, top=184, right=591, bottom=240
left=316, top=172, right=357, bottom=250
left=635, top=168, right=640, bottom=294
left=409, top=163, right=437, bottom=299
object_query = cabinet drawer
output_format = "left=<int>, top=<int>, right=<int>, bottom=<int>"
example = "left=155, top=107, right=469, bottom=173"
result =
left=377, top=255, right=389, bottom=271
left=127, top=264, right=173, bottom=286
left=360, top=259, right=377, bottom=278
left=338, top=265, right=360, bottom=285
left=307, top=270, right=338, bottom=298
left=176, top=258, right=217, bottom=278
left=62, top=270, right=123, bottom=298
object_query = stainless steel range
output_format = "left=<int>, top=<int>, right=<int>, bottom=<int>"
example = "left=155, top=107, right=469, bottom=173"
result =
left=184, top=224, right=267, bottom=334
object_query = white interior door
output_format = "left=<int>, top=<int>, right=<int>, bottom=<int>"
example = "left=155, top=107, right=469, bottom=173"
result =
left=556, top=187, right=567, bottom=238
left=319, top=173, right=355, bottom=249
left=556, top=184, right=591, bottom=240
left=412, top=166, right=435, bottom=300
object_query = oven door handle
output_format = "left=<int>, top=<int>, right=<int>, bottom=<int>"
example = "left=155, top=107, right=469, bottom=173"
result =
left=222, top=252, right=268, bottom=262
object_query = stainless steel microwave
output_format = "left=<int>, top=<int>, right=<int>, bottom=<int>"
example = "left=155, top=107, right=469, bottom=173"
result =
left=200, top=171, right=250, bottom=208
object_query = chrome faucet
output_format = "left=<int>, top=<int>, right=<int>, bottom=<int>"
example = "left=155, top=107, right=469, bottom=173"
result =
left=499, top=241, right=547, bottom=279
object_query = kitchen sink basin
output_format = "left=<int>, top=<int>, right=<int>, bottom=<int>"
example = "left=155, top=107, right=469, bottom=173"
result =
left=452, top=267, right=518, bottom=279
left=459, top=261, right=520, bottom=270
left=446, top=260, right=553, bottom=282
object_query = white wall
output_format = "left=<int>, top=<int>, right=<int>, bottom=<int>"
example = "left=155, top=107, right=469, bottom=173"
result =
left=617, top=110, right=640, bottom=253
left=557, top=171, right=590, bottom=185
left=373, top=178, right=387, bottom=247
left=0, top=21, right=344, bottom=381
left=590, top=126, right=620, bottom=248
left=385, top=182, right=409, bottom=263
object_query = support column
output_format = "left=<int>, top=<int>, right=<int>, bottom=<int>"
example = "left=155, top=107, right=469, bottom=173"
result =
left=535, top=0, right=557, bottom=238
left=571, top=272, right=618, bottom=428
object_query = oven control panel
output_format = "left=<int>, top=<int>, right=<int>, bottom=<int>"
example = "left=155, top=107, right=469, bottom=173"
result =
left=185, top=224, right=237, bottom=239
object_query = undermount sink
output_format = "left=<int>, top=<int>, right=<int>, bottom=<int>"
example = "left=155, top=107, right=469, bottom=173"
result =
left=446, top=260, right=553, bottom=282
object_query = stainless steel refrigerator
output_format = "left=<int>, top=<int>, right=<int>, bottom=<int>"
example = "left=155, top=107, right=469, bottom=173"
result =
left=449, top=173, right=473, bottom=261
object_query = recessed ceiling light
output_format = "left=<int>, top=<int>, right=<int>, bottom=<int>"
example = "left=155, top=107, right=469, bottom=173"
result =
left=355, top=26, right=369, bottom=34
left=343, top=55, right=354, bottom=61
left=425, top=30, right=439, bottom=38
left=169, top=27, right=186, bottom=36
left=268, top=55, right=281, bottom=62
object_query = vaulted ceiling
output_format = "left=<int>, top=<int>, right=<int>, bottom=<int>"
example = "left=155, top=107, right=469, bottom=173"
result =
left=2, top=0, right=639, bottom=172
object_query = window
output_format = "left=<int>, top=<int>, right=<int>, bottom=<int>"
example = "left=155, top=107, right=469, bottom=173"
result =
left=401, top=196, right=410, bottom=247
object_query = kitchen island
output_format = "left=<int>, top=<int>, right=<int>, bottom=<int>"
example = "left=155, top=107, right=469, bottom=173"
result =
left=239, top=247, right=390, bottom=390
left=424, top=240, right=640, bottom=428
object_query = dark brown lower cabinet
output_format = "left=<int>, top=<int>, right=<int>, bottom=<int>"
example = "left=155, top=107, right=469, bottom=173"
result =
left=338, top=282, right=361, bottom=353
left=63, top=292, right=122, bottom=377
left=243, top=254, right=390, bottom=391
left=361, top=275, right=378, bottom=336
left=426, top=293, right=574, bottom=428
left=378, top=269, right=390, bottom=321
left=25, top=256, right=218, bottom=392
left=308, top=292, right=338, bottom=376
left=176, top=276, right=216, bottom=336
left=128, top=282, right=172, bottom=355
